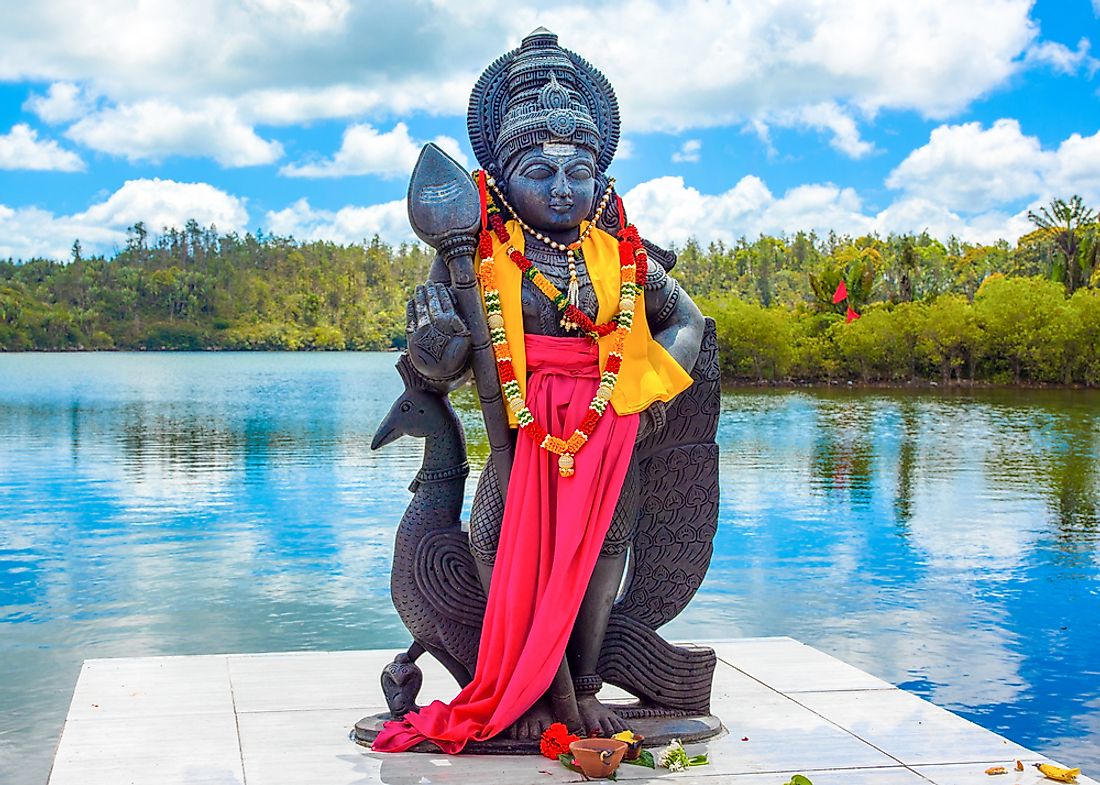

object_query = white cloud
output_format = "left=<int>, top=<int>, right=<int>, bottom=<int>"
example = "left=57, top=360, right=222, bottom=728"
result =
left=23, top=82, right=95, bottom=123
left=240, top=79, right=472, bottom=125
left=1023, top=38, right=1099, bottom=76
left=886, top=119, right=1049, bottom=212
left=264, top=198, right=412, bottom=244
left=0, top=179, right=248, bottom=260
left=888, top=120, right=1100, bottom=212
left=0, top=124, right=84, bottom=171
left=77, top=178, right=249, bottom=233
left=66, top=99, right=283, bottom=167
left=1048, top=130, right=1100, bottom=204
left=0, top=1, right=1044, bottom=144
left=530, top=0, right=1037, bottom=132
left=242, top=0, right=350, bottom=32
left=623, top=175, right=873, bottom=246
left=281, top=123, right=466, bottom=179
left=770, top=102, right=877, bottom=159
left=622, top=174, right=1029, bottom=248
left=671, top=139, right=701, bottom=164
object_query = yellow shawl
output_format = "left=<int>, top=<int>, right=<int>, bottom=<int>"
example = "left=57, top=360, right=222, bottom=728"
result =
left=481, top=219, right=693, bottom=427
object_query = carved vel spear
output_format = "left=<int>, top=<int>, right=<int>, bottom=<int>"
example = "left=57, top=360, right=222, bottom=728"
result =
left=407, top=143, right=513, bottom=495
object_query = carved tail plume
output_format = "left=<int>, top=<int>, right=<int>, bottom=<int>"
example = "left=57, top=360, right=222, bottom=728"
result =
left=599, top=318, right=721, bottom=714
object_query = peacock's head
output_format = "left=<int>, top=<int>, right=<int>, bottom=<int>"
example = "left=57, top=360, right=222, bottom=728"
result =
left=371, top=355, right=452, bottom=449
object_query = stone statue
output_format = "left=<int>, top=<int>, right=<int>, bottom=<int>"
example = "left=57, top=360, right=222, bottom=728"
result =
left=356, top=28, right=721, bottom=754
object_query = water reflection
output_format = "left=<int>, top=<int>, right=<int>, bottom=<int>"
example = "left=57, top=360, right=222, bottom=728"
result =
left=1, top=355, right=1098, bottom=785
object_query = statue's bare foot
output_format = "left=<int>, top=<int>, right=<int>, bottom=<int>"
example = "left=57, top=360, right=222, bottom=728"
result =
left=577, top=694, right=630, bottom=736
left=507, top=698, right=555, bottom=740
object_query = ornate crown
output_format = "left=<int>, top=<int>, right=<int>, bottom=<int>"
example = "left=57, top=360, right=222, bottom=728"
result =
left=468, top=28, right=620, bottom=177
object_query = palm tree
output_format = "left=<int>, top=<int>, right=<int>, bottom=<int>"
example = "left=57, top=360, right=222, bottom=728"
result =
left=1027, top=196, right=1096, bottom=293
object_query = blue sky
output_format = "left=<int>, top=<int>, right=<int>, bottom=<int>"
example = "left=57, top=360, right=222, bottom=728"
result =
left=1, top=0, right=1098, bottom=260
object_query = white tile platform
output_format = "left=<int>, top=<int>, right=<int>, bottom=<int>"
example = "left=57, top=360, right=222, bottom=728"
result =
left=48, top=637, right=1096, bottom=785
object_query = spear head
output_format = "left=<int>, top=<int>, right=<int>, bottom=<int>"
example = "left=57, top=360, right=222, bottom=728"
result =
left=407, top=143, right=481, bottom=249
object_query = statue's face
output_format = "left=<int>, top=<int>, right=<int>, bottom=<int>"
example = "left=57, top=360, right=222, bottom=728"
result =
left=504, top=146, right=597, bottom=237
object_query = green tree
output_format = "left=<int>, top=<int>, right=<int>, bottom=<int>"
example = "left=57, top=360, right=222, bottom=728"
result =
left=1027, top=195, right=1097, bottom=293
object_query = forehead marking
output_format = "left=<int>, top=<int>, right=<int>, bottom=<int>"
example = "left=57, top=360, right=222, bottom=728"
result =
left=542, top=142, right=577, bottom=157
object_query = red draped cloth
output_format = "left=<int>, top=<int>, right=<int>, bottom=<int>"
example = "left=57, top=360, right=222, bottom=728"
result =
left=372, top=334, right=639, bottom=753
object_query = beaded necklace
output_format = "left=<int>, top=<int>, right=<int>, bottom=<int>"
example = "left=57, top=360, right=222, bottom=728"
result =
left=487, top=177, right=614, bottom=331
left=474, top=170, right=650, bottom=477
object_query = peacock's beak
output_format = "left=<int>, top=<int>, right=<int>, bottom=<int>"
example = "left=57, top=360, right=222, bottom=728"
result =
left=371, top=404, right=403, bottom=450
left=371, top=424, right=399, bottom=450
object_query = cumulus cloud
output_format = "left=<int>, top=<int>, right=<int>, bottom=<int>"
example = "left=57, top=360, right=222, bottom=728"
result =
left=23, top=82, right=95, bottom=123
left=621, top=174, right=1028, bottom=248
left=280, top=123, right=467, bottom=179
left=671, top=139, right=701, bottom=164
left=66, top=99, right=283, bottom=167
left=623, top=175, right=875, bottom=246
left=264, top=198, right=412, bottom=244
left=768, top=102, right=877, bottom=159
left=78, top=178, right=249, bottom=233
left=1023, top=38, right=1099, bottom=76
left=886, top=119, right=1047, bottom=211
left=0, top=124, right=84, bottom=171
left=532, top=0, right=1038, bottom=132
left=0, top=0, right=1049, bottom=148
left=888, top=119, right=1100, bottom=211
left=1048, top=130, right=1100, bottom=203
left=239, top=80, right=472, bottom=126
left=0, top=179, right=248, bottom=260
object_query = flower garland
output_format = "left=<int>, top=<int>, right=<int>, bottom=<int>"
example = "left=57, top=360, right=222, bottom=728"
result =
left=474, top=169, right=651, bottom=477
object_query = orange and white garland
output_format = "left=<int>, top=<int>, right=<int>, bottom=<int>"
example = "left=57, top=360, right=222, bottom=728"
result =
left=474, top=170, right=648, bottom=477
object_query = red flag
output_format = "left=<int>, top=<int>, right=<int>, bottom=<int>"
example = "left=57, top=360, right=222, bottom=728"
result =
left=846, top=305, right=860, bottom=323
left=832, top=280, right=848, bottom=304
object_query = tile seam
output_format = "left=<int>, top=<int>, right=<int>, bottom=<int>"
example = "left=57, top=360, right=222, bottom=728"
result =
left=227, top=656, right=249, bottom=785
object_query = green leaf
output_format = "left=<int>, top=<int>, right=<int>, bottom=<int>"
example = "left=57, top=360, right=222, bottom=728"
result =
left=784, top=776, right=814, bottom=785
left=687, top=753, right=710, bottom=766
left=558, top=753, right=582, bottom=774
left=622, top=750, right=656, bottom=769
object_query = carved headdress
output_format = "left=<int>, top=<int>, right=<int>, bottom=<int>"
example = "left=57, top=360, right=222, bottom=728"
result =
left=468, top=28, right=620, bottom=179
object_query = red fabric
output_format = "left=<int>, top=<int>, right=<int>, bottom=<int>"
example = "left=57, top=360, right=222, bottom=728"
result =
left=478, top=171, right=489, bottom=232
left=833, top=280, right=848, bottom=304
left=372, top=334, right=640, bottom=754
left=846, top=305, right=860, bottom=323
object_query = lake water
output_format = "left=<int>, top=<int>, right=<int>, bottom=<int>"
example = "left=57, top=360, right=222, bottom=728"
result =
left=1, top=352, right=1098, bottom=784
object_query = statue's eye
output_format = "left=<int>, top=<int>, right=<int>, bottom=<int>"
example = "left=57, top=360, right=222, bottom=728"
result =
left=400, top=401, right=413, bottom=412
left=521, top=164, right=554, bottom=179
left=567, top=166, right=593, bottom=181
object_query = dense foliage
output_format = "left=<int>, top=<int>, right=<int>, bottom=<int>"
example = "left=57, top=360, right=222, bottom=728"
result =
left=0, top=221, right=433, bottom=352
left=3, top=200, right=1100, bottom=385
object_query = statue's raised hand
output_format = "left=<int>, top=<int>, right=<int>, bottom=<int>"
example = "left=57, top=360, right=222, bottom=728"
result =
left=407, top=281, right=471, bottom=383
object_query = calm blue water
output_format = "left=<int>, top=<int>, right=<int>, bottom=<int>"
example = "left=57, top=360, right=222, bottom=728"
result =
left=1, top=353, right=1098, bottom=784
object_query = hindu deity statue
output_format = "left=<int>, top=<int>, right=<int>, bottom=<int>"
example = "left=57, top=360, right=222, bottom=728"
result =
left=356, top=28, right=721, bottom=754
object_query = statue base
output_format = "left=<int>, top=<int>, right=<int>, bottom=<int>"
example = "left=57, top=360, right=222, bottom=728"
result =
left=352, top=707, right=723, bottom=754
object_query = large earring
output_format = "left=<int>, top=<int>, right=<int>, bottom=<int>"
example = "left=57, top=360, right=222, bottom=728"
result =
left=588, top=173, right=608, bottom=221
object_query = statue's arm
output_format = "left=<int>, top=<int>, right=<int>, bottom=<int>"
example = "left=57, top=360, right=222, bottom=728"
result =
left=643, top=262, right=705, bottom=374
left=428, top=253, right=450, bottom=284
left=630, top=263, right=704, bottom=442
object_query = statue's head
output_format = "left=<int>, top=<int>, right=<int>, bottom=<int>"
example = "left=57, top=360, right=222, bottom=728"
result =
left=468, top=28, right=620, bottom=235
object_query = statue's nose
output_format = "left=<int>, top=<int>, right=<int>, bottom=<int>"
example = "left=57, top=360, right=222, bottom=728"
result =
left=550, top=169, right=571, bottom=198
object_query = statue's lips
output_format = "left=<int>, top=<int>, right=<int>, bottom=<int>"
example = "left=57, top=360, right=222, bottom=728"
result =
left=549, top=203, right=574, bottom=214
